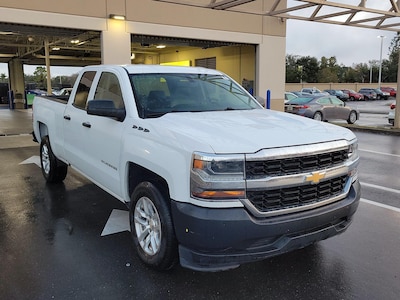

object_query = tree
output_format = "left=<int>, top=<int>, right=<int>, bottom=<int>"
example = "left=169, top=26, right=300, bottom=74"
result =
left=33, top=66, right=47, bottom=88
left=0, top=73, right=7, bottom=83
left=318, top=56, right=339, bottom=82
left=285, top=54, right=301, bottom=83
left=297, top=56, right=319, bottom=83
left=317, top=68, right=338, bottom=83
left=386, top=32, right=400, bottom=82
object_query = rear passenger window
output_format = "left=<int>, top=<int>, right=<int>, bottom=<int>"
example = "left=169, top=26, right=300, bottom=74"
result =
left=73, top=71, right=96, bottom=109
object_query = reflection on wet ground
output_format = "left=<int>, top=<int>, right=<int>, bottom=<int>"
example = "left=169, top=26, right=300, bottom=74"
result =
left=1, top=139, right=399, bottom=299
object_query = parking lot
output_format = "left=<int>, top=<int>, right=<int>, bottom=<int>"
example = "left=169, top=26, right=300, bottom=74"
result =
left=1, top=104, right=399, bottom=299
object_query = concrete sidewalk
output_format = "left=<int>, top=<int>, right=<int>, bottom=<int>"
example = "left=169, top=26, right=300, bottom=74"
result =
left=0, top=107, right=33, bottom=136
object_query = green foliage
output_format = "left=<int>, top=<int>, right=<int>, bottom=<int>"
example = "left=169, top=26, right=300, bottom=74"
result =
left=0, top=73, right=7, bottom=83
left=286, top=34, right=399, bottom=83
left=32, top=66, right=47, bottom=88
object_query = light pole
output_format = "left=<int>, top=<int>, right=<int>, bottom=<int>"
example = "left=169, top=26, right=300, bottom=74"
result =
left=369, top=61, right=372, bottom=84
left=377, top=35, right=385, bottom=88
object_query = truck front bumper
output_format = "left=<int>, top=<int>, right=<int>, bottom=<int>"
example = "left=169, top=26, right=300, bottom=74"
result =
left=171, top=180, right=360, bottom=272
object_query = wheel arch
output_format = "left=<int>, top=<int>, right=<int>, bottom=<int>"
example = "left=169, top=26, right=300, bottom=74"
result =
left=127, top=162, right=170, bottom=205
left=36, top=122, right=49, bottom=142
left=313, top=110, right=323, bottom=120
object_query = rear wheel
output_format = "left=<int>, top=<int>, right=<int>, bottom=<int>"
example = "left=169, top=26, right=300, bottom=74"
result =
left=313, top=111, right=323, bottom=121
left=347, top=111, right=357, bottom=124
left=129, top=182, right=178, bottom=271
left=40, top=136, right=68, bottom=183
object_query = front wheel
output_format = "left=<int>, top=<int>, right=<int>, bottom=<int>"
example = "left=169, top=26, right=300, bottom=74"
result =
left=40, top=136, right=68, bottom=183
left=129, top=182, right=178, bottom=271
left=347, top=111, right=357, bottom=124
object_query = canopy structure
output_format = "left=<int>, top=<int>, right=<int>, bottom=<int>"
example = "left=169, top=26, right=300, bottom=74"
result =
left=155, top=0, right=400, bottom=31
left=155, top=0, right=400, bottom=128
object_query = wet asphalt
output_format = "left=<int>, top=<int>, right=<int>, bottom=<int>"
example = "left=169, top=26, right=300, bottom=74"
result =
left=0, top=104, right=399, bottom=299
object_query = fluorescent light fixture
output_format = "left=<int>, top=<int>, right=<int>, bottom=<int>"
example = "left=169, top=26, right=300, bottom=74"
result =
left=156, top=45, right=166, bottom=49
left=52, top=47, right=60, bottom=51
left=70, top=39, right=80, bottom=44
left=109, top=14, right=126, bottom=20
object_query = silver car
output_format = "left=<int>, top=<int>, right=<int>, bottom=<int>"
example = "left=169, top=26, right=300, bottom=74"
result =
left=285, top=95, right=359, bottom=124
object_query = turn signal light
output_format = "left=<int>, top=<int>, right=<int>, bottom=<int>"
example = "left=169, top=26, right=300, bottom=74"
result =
left=192, top=190, right=245, bottom=199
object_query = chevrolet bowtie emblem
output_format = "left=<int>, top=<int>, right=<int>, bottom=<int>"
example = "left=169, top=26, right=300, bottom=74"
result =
left=305, top=171, right=326, bottom=184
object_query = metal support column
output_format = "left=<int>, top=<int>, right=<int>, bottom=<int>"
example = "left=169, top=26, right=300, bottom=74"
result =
left=44, top=39, right=52, bottom=95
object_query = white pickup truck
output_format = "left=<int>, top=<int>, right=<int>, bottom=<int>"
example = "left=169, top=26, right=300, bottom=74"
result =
left=32, top=65, right=360, bottom=272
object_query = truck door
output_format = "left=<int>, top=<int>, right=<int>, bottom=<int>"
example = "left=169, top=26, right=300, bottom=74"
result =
left=79, top=71, right=126, bottom=198
left=63, top=70, right=96, bottom=174
left=65, top=71, right=126, bottom=198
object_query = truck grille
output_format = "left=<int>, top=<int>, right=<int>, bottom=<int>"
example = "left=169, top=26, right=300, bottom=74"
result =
left=245, top=149, right=348, bottom=178
left=246, top=175, right=347, bottom=213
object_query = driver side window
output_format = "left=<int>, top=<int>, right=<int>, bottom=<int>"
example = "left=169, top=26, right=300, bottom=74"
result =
left=93, top=72, right=125, bottom=109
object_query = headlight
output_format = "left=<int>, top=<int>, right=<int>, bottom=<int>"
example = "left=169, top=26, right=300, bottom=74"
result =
left=347, top=140, right=359, bottom=182
left=347, top=140, right=358, bottom=161
left=190, top=152, right=245, bottom=200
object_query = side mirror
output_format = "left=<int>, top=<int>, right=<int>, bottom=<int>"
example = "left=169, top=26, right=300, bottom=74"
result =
left=87, top=100, right=126, bottom=121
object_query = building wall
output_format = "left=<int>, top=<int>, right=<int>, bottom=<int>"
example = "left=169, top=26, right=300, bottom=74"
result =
left=0, top=0, right=285, bottom=36
left=154, top=45, right=255, bottom=84
left=0, top=0, right=287, bottom=108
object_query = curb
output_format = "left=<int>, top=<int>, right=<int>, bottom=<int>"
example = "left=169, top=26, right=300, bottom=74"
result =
left=334, top=123, right=400, bottom=136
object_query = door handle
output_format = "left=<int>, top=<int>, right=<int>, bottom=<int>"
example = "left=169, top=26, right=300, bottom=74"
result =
left=82, top=122, right=91, bottom=128
left=63, top=115, right=71, bottom=120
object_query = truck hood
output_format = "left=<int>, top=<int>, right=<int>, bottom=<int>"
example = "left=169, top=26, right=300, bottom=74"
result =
left=150, top=109, right=356, bottom=154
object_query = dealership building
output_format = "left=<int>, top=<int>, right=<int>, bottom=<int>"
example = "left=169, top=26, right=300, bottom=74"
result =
left=0, top=1, right=399, bottom=115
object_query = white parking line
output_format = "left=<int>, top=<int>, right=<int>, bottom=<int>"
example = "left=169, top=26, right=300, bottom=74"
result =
left=359, top=148, right=400, bottom=158
left=361, top=182, right=400, bottom=194
left=361, top=198, right=400, bottom=213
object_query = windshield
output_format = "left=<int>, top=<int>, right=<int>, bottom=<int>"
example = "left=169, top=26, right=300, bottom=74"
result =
left=129, top=73, right=261, bottom=118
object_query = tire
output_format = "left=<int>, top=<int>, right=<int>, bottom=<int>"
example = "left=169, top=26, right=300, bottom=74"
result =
left=129, top=182, right=178, bottom=271
left=40, top=136, right=68, bottom=183
left=350, top=96, right=355, bottom=101
left=347, top=111, right=357, bottom=124
left=313, top=111, right=323, bottom=121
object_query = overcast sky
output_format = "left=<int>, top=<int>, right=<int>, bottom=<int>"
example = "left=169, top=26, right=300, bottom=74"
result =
left=286, top=19, right=397, bottom=66
left=285, top=0, right=398, bottom=65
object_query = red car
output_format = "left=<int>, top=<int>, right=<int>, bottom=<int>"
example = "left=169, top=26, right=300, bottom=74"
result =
left=381, top=87, right=396, bottom=97
left=342, top=89, right=364, bottom=101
